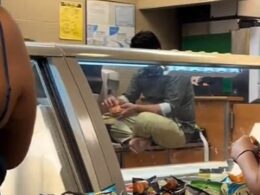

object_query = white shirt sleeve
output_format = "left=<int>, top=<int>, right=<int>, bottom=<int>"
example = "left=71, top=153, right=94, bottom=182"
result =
left=159, top=102, right=172, bottom=116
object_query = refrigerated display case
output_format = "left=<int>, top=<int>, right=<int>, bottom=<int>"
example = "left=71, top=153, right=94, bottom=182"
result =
left=1, top=42, right=260, bottom=195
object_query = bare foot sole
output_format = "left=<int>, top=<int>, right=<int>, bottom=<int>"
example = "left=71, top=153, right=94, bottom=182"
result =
left=129, top=137, right=152, bottom=154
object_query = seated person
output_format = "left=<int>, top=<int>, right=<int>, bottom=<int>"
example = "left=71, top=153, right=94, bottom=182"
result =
left=231, top=135, right=260, bottom=194
left=103, top=31, right=198, bottom=153
left=0, top=7, right=36, bottom=185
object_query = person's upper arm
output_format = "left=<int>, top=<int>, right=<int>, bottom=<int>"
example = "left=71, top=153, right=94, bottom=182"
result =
left=123, top=73, right=141, bottom=103
left=164, top=76, right=189, bottom=117
left=0, top=78, right=36, bottom=169
left=0, top=7, right=36, bottom=169
left=236, top=151, right=260, bottom=194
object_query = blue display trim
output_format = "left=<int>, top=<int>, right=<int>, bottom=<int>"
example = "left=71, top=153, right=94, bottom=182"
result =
left=78, top=61, right=240, bottom=73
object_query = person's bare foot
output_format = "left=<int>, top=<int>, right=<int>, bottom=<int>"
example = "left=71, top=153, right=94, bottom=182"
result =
left=129, top=137, right=152, bottom=153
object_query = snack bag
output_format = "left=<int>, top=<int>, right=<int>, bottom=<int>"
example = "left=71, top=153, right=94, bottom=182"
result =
left=133, top=176, right=160, bottom=195
left=227, top=162, right=245, bottom=184
left=227, top=173, right=245, bottom=184
left=221, top=177, right=251, bottom=195
left=61, top=185, right=117, bottom=195
left=86, top=184, right=117, bottom=195
left=161, top=176, right=186, bottom=195
left=185, top=185, right=210, bottom=195
left=198, top=168, right=228, bottom=182
left=190, top=180, right=222, bottom=195
left=222, top=183, right=251, bottom=195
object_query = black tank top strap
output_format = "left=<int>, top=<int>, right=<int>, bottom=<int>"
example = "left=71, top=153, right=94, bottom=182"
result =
left=0, top=22, right=8, bottom=185
left=0, top=22, right=11, bottom=122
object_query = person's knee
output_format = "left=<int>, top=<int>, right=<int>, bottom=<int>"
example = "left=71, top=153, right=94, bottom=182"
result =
left=134, top=112, right=186, bottom=148
left=135, top=112, right=160, bottom=125
left=135, top=112, right=176, bottom=130
left=132, top=112, right=157, bottom=137
left=109, top=120, right=133, bottom=143
left=155, top=134, right=186, bottom=148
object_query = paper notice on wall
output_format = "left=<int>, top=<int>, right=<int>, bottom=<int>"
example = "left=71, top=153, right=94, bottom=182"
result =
left=86, top=0, right=135, bottom=47
left=87, top=25, right=134, bottom=47
left=107, top=26, right=135, bottom=48
left=87, top=25, right=108, bottom=46
left=59, top=1, right=83, bottom=41
left=115, top=5, right=135, bottom=27
left=87, top=1, right=110, bottom=25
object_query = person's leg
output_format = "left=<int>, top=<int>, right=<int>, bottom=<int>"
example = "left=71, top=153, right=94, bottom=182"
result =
left=128, top=137, right=152, bottom=153
left=109, top=116, right=136, bottom=144
left=109, top=116, right=152, bottom=153
left=132, top=112, right=186, bottom=148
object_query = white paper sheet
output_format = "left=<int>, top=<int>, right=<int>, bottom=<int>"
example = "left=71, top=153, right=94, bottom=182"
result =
left=87, top=1, right=110, bottom=25
left=115, top=5, right=135, bottom=27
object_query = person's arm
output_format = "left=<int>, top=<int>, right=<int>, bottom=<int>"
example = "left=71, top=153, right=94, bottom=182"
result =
left=231, top=135, right=260, bottom=194
left=119, top=102, right=161, bottom=118
left=0, top=7, right=36, bottom=169
left=135, top=104, right=161, bottom=114
left=123, top=73, right=142, bottom=103
left=163, top=75, right=190, bottom=117
left=236, top=152, right=260, bottom=195
left=0, top=80, right=36, bottom=169
left=119, top=75, right=187, bottom=118
left=102, top=73, right=141, bottom=110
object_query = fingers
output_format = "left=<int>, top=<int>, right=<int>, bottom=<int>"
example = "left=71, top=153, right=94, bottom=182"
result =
left=118, top=99, right=126, bottom=105
left=102, top=96, right=119, bottom=108
left=120, top=103, right=129, bottom=109
left=120, top=102, right=135, bottom=109
left=105, top=98, right=114, bottom=107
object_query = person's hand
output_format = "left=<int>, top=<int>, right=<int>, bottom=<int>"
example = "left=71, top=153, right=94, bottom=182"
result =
left=102, top=95, right=119, bottom=109
left=231, top=135, right=255, bottom=161
left=118, top=102, right=137, bottom=118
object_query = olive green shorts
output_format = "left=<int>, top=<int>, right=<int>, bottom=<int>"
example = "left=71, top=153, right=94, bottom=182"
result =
left=110, top=112, right=186, bottom=148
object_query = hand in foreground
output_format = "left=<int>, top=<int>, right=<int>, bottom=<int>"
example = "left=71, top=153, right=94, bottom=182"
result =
left=231, top=135, right=255, bottom=161
left=102, top=95, right=119, bottom=109
left=118, top=102, right=137, bottom=118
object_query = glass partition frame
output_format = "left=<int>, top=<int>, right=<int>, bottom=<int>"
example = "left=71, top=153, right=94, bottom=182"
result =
left=25, top=42, right=260, bottom=193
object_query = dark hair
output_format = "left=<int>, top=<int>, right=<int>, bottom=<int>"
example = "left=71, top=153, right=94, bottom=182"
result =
left=130, top=31, right=161, bottom=49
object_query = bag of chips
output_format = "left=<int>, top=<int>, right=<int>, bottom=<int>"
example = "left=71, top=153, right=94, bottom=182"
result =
left=61, top=184, right=118, bottom=195
left=185, top=185, right=210, bottom=195
left=189, top=180, right=222, bottom=195
left=160, top=176, right=186, bottom=195
left=133, top=176, right=160, bottom=195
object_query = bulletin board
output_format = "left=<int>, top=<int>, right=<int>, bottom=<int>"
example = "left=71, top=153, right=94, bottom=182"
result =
left=86, top=0, right=135, bottom=48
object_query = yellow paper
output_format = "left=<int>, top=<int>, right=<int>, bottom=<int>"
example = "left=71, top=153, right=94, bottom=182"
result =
left=59, top=1, right=83, bottom=41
